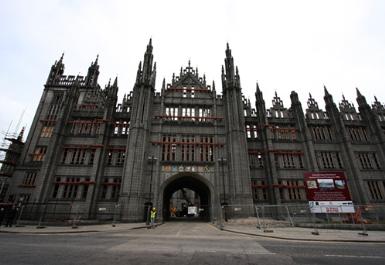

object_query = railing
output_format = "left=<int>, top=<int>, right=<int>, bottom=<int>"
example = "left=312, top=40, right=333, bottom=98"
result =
left=219, top=204, right=385, bottom=233
left=15, top=202, right=121, bottom=228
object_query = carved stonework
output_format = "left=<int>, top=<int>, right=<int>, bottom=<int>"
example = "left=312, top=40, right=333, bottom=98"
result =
left=372, top=96, right=385, bottom=114
left=307, top=93, right=319, bottom=111
left=339, top=95, right=356, bottom=113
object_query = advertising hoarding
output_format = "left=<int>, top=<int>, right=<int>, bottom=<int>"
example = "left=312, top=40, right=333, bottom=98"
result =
left=304, top=171, right=355, bottom=213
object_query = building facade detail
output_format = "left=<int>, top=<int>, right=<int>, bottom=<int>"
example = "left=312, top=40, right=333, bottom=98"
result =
left=1, top=40, right=385, bottom=222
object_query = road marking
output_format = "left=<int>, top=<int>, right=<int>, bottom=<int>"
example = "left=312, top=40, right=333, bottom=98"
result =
left=325, top=254, right=384, bottom=259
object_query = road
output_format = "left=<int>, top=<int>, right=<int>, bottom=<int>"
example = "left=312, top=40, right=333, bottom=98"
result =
left=1, top=222, right=385, bottom=265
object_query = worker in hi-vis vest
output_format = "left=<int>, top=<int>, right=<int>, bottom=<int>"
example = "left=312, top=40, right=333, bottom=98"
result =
left=150, top=207, right=157, bottom=228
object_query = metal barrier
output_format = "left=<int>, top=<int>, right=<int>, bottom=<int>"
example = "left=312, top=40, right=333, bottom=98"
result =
left=220, top=204, right=385, bottom=233
left=20, top=202, right=72, bottom=223
left=16, top=202, right=121, bottom=227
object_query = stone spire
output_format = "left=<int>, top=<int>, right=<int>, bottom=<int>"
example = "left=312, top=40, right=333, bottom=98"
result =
left=46, top=53, right=65, bottom=85
left=85, top=55, right=100, bottom=87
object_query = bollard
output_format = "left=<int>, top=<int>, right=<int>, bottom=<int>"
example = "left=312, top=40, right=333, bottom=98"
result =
left=311, top=212, right=319, bottom=235
left=36, top=203, right=47, bottom=229
left=255, top=206, right=262, bottom=230
left=112, top=203, right=120, bottom=227
left=15, top=204, right=25, bottom=227
left=262, top=206, right=273, bottom=233
left=285, top=205, right=294, bottom=227
left=358, top=207, right=368, bottom=236
left=219, top=205, right=225, bottom=230
left=71, top=215, right=78, bottom=229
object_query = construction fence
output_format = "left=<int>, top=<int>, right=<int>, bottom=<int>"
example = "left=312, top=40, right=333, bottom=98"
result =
left=13, top=202, right=121, bottom=227
left=220, top=204, right=385, bottom=231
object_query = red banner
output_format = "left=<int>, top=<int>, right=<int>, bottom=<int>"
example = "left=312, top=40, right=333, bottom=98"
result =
left=304, top=171, right=352, bottom=201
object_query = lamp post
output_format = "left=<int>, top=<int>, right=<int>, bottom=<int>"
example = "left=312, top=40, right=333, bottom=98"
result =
left=146, top=156, right=157, bottom=226
left=218, top=157, right=228, bottom=222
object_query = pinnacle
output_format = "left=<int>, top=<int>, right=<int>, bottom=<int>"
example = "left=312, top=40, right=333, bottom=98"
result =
left=356, top=87, right=362, bottom=97
left=324, top=85, right=330, bottom=96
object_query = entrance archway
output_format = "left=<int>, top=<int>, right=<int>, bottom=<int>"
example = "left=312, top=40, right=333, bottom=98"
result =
left=162, top=174, right=211, bottom=222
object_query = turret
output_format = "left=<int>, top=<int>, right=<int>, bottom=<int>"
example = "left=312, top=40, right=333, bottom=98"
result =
left=46, top=53, right=65, bottom=85
left=85, top=55, right=100, bottom=87
left=120, top=39, right=157, bottom=221
left=222, top=43, right=241, bottom=90
left=255, top=83, right=267, bottom=124
left=136, top=38, right=156, bottom=86
left=356, top=87, right=370, bottom=110
left=220, top=42, right=253, bottom=209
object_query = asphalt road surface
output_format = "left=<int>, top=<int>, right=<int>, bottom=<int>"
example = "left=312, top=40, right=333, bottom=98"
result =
left=1, top=222, right=385, bottom=265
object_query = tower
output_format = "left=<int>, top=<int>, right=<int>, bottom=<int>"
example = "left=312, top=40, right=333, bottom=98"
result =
left=221, top=44, right=253, bottom=207
left=120, top=39, right=157, bottom=221
left=323, top=87, right=368, bottom=204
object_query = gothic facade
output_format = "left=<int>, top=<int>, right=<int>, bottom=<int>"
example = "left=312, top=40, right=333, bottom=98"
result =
left=1, top=40, right=385, bottom=222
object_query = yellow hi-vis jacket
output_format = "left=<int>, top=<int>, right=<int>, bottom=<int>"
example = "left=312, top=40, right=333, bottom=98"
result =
left=150, top=210, right=156, bottom=219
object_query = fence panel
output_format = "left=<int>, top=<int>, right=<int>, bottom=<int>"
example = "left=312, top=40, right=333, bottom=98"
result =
left=220, top=203, right=385, bottom=232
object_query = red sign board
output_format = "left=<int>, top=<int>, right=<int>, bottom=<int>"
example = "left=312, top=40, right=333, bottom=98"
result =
left=304, top=171, right=352, bottom=201
left=304, top=171, right=354, bottom=213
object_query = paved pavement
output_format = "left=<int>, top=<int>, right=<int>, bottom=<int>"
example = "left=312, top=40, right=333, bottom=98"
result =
left=1, top=221, right=385, bottom=243
left=0, top=222, right=150, bottom=234
left=1, top=222, right=385, bottom=265
left=221, top=224, right=385, bottom=243
left=0, top=222, right=293, bottom=265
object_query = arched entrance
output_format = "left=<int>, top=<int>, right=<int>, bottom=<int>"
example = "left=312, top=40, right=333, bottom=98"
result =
left=161, top=174, right=212, bottom=222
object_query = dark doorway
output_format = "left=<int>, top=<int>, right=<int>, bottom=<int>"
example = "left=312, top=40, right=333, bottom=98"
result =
left=163, top=176, right=210, bottom=222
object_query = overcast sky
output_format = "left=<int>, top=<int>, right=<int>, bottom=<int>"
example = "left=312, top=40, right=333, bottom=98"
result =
left=1, top=0, right=385, bottom=139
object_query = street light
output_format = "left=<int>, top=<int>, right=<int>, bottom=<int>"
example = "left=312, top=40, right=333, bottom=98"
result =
left=218, top=157, right=228, bottom=222
left=146, top=156, right=157, bottom=226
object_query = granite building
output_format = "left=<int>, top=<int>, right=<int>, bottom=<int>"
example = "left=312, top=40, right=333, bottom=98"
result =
left=1, top=39, right=385, bottom=222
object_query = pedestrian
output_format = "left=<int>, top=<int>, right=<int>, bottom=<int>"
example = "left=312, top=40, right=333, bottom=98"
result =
left=170, top=206, right=176, bottom=217
left=5, top=205, right=17, bottom=227
left=150, top=207, right=157, bottom=228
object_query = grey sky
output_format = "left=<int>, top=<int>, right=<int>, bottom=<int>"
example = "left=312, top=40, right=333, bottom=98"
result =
left=1, top=0, right=385, bottom=137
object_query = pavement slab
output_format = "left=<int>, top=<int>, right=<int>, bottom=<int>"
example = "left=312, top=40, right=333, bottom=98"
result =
left=221, top=224, right=385, bottom=242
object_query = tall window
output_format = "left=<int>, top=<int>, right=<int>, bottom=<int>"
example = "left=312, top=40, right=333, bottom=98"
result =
left=113, top=120, right=130, bottom=136
left=32, top=147, right=47, bottom=161
left=246, top=124, right=259, bottom=139
left=40, top=126, right=54, bottom=138
left=165, top=107, right=179, bottom=120
left=198, top=108, right=211, bottom=122
left=347, top=126, right=369, bottom=142
left=47, top=92, right=63, bottom=120
left=104, top=148, right=127, bottom=166
left=278, top=180, right=305, bottom=201
left=181, top=107, right=195, bottom=121
left=107, top=152, right=113, bottom=165
left=367, top=181, right=385, bottom=201
left=162, top=135, right=176, bottom=161
left=61, top=148, right=97, bottom=165
left=52, top=176, right=93, bottom=200
left=99, top=177, right=121, bottom=201
left=22, top=172, right=37, bottom=186
left=249, top=153, right=264, bottom=168
left=271, top=126, right=296, bottom=141
left=181, top=136, right=195, bottom=161
left=275, top=152, right=304, bottom=169
left=200, top=136, right=214, bottom=162
left=317, top=151, right=343, bottom=169
left=310, top=126, right=334, bottom=142
left=116, top=151, right=125, bottom=166
left=357, top=152, right=381, bottom=170
left=251, top=180, right=268, bottom=202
